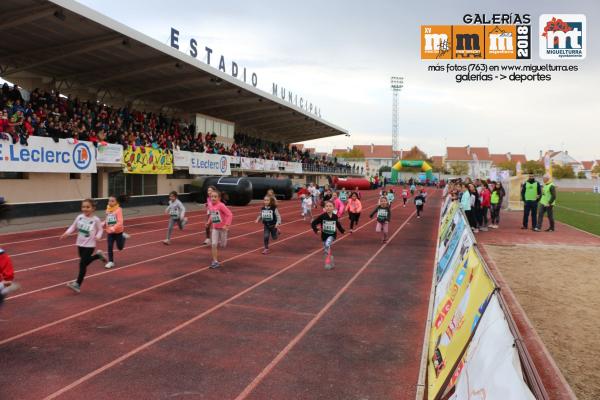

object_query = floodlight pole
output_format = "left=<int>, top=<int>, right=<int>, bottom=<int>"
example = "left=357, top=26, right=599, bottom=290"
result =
left=390, top=76, right=404, bottom=157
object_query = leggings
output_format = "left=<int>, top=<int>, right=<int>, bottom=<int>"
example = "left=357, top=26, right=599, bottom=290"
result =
left=323, top=236, right=334, bottom=254
left=490, top=204, right=501, bottom=224
left=416, top=205, right=424, bottom=216
left=263, top=225, right=278, bottom=248
left=465, top=210, right=477, bottom=229
left=348, top=212, right=361, bottom=229
left=167, top=218, right=185, bottom=240
left=481, top=206, right=489, bottom=226
left=403, top=197, right=407, bottom=205
left=77, top=246, right=100, bottom=285
left=107, top=232, right=126, bottom=262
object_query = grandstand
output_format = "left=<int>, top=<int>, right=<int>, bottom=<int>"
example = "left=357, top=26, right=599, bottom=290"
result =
left=0, top=0, right=352, bottom=203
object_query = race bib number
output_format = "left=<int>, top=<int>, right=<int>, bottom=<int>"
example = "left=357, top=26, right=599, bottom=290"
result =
left=402, top=191, right=408, bottom=197
left=387, top=193, right=395, bottom=201
left=340, top=193, right=347, bottom=201
left=323, top=220, right=336, bottom=234
left=262, top=209, right=273, bottom=222
left=106, top=214, right=117, bottom=226
left=211, top=210, right=222, bottom=224
left=377, top=209, right=388, bottom=220
left=77, top=219, right=93, bottom=237
left=416, top=199, right=423, bottom=206
left=169, top=209, right=180, bottom=219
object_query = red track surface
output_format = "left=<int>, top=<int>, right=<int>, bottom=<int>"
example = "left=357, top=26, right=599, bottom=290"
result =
left=0, top=191, right=440, bottom=400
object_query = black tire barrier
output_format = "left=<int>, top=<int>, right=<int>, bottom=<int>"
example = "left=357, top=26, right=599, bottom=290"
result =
left=244, top=177, right=294, bottom=200
left=191, top=177, right=253, bottom=206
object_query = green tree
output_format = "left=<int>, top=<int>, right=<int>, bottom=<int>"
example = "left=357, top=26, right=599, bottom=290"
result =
left=577, top=171, right=586, bottom=179
left=552, top=164, right=575, bottom=179
left=522, top=160, right=545, bottom=175
left=497, top=161, right=516, bottom=175
left=592, top=164, right=600, bottom=175
left=379, top=165, right=391, bottom=174
left=449, top=161, right=469, bottom=175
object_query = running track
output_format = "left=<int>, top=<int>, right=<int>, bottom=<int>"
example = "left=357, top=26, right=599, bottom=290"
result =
left=0, top=190, right=439, bottom=399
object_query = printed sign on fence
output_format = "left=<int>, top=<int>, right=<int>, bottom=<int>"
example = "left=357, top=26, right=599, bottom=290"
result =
left=0, top=136, right=96, bottom=173
left=123, top=146, right=173, bottom=174
left=448, top=294, right=535, bottom=400
left=173, top=150, right=191, bottom=168
left=427, top=248, right=495, bottom=400
left=240, top=157, right=265, bottom=171
left=264, top=159, right=280, bottom=172
left=96, top=143, right=123, bottom=164
left=189, top=152, right=231, bottom=176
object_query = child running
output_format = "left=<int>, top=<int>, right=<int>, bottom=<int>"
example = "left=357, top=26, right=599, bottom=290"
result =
left=0, top=248, right=20, bottom=305
left=103, top=195, right=130, bottom=269
left=207, top=190, right=233, bottom=268
left=386, top=188, right=395, bottom=204
left=330, top=191, right=345, bottom=216
left=204, top=186, right=216, bottom=245
left=346, top=192, right=362, bottom=233
left=339, top=187, right=349, bottom=204
left=256, top=196, right=282, bottom=254
left=163, top=191, right=188, bottom=245
left=414, top=190, right=426, bottom=219
left=301, top=194, right=313, bottom=221
left=369, top=196, right=392, bottom=243
left=311, top=201, right=345, bottom=270
left=401, top=186, right=409, bottom=207
left=61, top=199, right=106, bottom=293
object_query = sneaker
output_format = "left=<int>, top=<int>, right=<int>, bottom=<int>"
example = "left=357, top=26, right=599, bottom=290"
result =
left=382, top=238, right=388, bottom=243
left=480, top=227, right=488, bottom=232
left=1, top=282, right=21, bottom=296
left=262, top=248, right=270, bottom=255
left=104, top=261, right=115, bottom=269
left=417, top=216, right=421, bottom=219
left=182, top=217, right=189, bottom=226
left=533, top=228, right=541, bottom=232
left=96, top=250, right=107, bottom=263
left=349, top=229, right=354, bottom=234
left=473, top=229, right=479, bottom=233
left=520, top=226, right=528, bottom=230
left=210, top=261, right=220, bottom=269
left=203, top=238, right=211, bottom=245
left=123, top=232, right=131, bottom=240
left=545, top=228, right=554, bottom=232
left=67, top=282, right=80, bottom=293
left=403, top=205, right=406, bottom=208
left=163, top=239, right=170, bottom=245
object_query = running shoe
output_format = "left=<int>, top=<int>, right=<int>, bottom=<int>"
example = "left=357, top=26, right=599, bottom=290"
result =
left=203, top=238, right=211, bottom=245
left=96, top=250, right=107, bottom=263
left=67, top=282, right=81, bottom=293
left=104, top=262, right=114, bottom=269
left=545, top=228, right=554, bottom=232
left=520, top=226, right=528, bottom=230
left=123, top=233, right=131, bottom=240
left=210, top=261, right=220, bottom=269
left=163, top=239, right=170, bottom=245
left=533, top=228, right=541, bottom=232
left=262, top=248, right=270, bottom=255
left=0, top=282, right=21, bottom=297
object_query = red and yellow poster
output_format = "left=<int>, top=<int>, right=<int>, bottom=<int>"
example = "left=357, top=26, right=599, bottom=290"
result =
left=123, top=146, right=173, bottom=174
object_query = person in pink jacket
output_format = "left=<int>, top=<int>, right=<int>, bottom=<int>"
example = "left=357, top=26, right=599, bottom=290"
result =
left=60, top=199, right=106, bottom=293
left=206, top=190, right=233, bottom=269
left=103, top=195, right=130, bottom=269
left=346, top=192, right=363, bottom=233
left=330, top=191, right=345, bottom=216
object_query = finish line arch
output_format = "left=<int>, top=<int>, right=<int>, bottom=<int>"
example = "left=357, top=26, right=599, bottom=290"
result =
left=391, top=160, right=434, bottom=183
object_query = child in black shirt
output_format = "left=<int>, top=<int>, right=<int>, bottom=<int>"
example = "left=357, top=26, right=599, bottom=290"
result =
left=369, top=196, right=392, bottom=243
left=311, top=201, right=345, bottom=270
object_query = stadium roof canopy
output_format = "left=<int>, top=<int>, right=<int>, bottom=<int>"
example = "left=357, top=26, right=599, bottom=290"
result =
left=0, top=0, right=347, bottom=142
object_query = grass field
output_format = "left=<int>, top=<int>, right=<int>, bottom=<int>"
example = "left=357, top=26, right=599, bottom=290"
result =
left=554, top=191, right=600, bottom=236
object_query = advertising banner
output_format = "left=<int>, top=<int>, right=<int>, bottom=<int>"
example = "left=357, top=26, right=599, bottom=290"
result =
left=0, top=136, right=96, bottom=173
left=264, top=159, right=280, bottom=172
left=448, top=294, right=535, bottom=400
left=438, top=202, right=459, bottom=239
left=428, top=248, right=495, bottom=399
left=285, top=161, right=303, bottom=173
left=189, top=152, right=231, bottom=176
left=240, top=157, right=265, bottom=171
left=96, top=143, right=123, bottom=165
left=123, top=146, right=173, bottom=174
left=173, top=150, right=192, bottom=168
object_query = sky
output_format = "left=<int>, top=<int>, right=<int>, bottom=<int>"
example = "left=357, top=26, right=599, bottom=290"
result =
left=76, top=0, right=600, bottom=161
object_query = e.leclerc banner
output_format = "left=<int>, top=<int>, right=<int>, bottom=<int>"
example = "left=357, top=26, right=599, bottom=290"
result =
left=123, top=146, right=173, bottom=174
left=0, top=136, right=96, bottom=173
left=189, top=152, right=231, bottom=175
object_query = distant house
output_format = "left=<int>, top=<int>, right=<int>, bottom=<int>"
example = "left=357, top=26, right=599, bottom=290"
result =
left=540, top=150, right=583, bottom=174
left=581, top=160, right=600, bottom=179
left=489, top=152, right=527, bottom=167
left=430, top=156, right=444, bottom=170
left=445, top=146, right=492, bottom=178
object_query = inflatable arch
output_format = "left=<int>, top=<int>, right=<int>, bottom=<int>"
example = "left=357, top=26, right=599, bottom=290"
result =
left=391, top=160, right=434, bottom=183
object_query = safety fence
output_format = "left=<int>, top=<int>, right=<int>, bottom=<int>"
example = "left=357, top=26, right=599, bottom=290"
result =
left=423, top=195, right=546, bottom=400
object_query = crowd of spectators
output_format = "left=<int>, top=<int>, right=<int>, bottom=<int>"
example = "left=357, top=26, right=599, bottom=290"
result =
left=0, top=84, right=353, bottom=173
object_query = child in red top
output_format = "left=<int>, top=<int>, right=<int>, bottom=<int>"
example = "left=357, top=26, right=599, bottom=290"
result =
left=346, top=192, right=363, bottom=232
left=479, top=183, right=492, bottom=231
left=206, top=190, right=233, bottom=269
left=0, top=248, right=20, bottom=305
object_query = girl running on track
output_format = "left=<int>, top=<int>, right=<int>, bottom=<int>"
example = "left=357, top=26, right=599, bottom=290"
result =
left=410, top=183, right=416, bottom=195
left=386, top=188, right=395, bottom=204
left=346, top=192, right=362, bottom=233
left=401, top=186, right=409, bottom=207
left=207, top=190, right=233, bottom=269
left=0, top=248, right=20, bottom=305
left=414, top=190, right=426, bottom=219
left=370, top=196, right=392, bottom=243
left=61, top=199, right=106, bottom=293
left=103, top=195, right=130, bottom=269
left=204, top=186, right=216, bottom=245
left=310, top=183, right=320, bottom=209
left=301, top=194, right=313, bottom=221
left=163, top=191, right=188, bottom=245
left=256, top=196, right=282, bottom=254
left=339, top=187, right=349, bottom=204
left=330, top=191, right=345, bottom=216
left=311, top=200, right=345, bottom=270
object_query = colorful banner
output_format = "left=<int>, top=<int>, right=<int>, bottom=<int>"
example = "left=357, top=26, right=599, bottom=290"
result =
left=264, top=159, right=280, bottom=172
left=448, top=294, right=535, bottom=400
left=428, top=248, right=495, bottom=399
left=96, top=143, right=123, bottom=164
left=173, top=150, right=191, bottom=168
left=189, top=152, right=231, bottom=176
left=439, top=202, right=459, bottom=239
left=240, top=157, right=265, bottom=171
left=0, top=136, right=96, bottom=173
left=123, top=146, right=173, bottom=174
